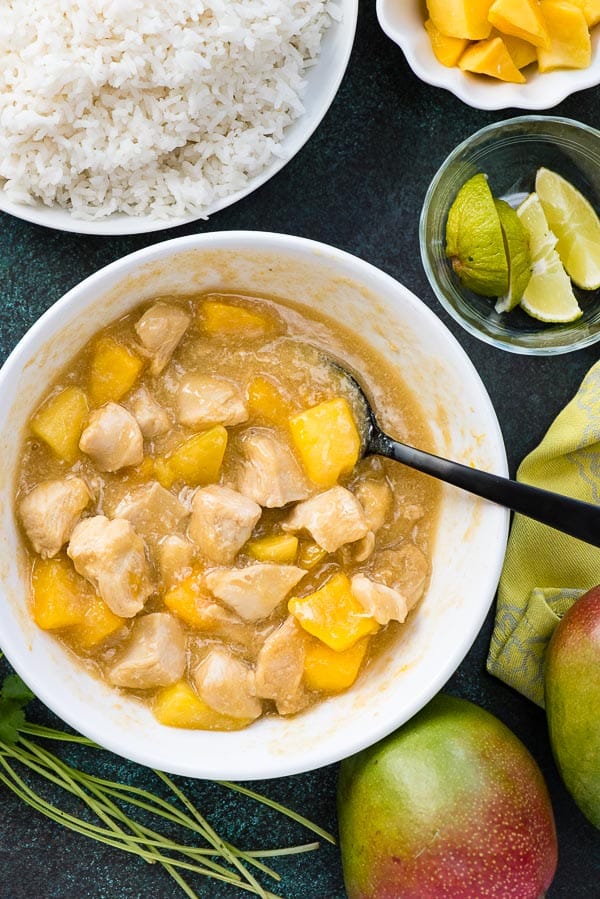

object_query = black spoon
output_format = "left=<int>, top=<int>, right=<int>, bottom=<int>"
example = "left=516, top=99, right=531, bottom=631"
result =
left=333, top=360, right=600, bottom=549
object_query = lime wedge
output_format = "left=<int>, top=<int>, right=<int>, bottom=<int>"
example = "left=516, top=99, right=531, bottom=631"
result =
left=516, top=193, right=582, bottom=323
left=519, top=256, right=582, bottom=323
left=494, top=198, right=532, bottom=313
left=516, top=193, right=557, bottom=261
left=535, top=167, right=600, bottom=290
left=445, top=173, right=509, bottom=297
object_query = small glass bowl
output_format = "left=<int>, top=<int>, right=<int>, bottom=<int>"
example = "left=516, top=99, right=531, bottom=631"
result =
left=420, top=116, right=600, bottom=355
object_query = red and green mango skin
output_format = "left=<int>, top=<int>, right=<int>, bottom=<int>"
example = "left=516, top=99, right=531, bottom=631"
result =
left=337, top=694, right=557, bottom=899
left=545, top=585, right=600, bottom=829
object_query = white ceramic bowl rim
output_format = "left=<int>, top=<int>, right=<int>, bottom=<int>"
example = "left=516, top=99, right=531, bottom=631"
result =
left=0, top=232, right=509, bottom=779
left=0, top=2, right=358, bottom=236
left=376, top=0, right=600, bottom=111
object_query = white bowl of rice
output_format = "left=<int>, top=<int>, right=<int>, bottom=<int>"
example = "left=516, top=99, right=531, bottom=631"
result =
left=0, top=1, right=356, bottom=235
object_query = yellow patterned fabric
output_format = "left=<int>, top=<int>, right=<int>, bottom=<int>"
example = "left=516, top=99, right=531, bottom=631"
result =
left=487, top=361, right=600, bottom=707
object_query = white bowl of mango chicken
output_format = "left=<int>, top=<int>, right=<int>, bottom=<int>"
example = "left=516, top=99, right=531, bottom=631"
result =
left=0, top=232, right=508, bottom=779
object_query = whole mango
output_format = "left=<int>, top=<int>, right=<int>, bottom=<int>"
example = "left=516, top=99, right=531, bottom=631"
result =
left=337, top=694, right=557, bottom=899
left=545, top=584, right=600, bottom=828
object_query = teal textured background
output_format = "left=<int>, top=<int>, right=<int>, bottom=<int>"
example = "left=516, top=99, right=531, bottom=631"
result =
left=1, top=2, right=599, bottom=896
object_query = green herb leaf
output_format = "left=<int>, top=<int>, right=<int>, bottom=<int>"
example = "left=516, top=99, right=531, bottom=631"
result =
left=2, top=674, right=34, bottom=704
left=0, top=700, right=27, bottom=744
left=0, top=674, right=33, bottom=744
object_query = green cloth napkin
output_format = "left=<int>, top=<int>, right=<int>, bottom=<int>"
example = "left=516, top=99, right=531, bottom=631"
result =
left=487, top=360, right=600, bottom=707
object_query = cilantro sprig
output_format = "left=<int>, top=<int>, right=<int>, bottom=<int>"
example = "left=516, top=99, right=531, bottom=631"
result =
left=0, top=662, right=334, bottom=899
left=0, top=673, right=34, bottom=744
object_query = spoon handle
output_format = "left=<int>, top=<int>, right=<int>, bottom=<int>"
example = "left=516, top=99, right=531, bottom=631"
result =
left=370, top=430, right=600, bottom=548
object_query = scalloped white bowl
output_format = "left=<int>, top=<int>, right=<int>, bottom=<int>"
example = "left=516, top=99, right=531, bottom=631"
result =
left=0, top=232, right=508, bottom=779
left=0, top=2, right=357, bottom=236
left=376, top=0, right=600, bottom=111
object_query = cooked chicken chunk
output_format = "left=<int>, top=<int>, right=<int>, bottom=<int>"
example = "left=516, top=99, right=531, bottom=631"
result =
left=188, top=485, right=261, bottom=565
left=109, top=613, right=185, bottom=689
left=177, top=374, right=248, bottom=428
left=187, top=602, right=258, bottom=651
left=369, top=544, right=429, bottom=609
left=236, top=428, right=310, bottom=508
left=19, top=478, right=90, bottom=559
left=354, top=478, right=393, bottom=532
left=205, top=563, right=306, bottom=621
left=351, top=575, right=410, bottom=625
left=68, top=515, right=152, bottom=617
left=193, top=647, right=262, bottom=720
left=134, top=302, right=191, bottom=376
left=283, top=486, right=369, bottom=553
left=79, top=403, right=143, bottom=472
left=342, top=530, right=376, bottom=565
left=157, top=536, right=195, bottom=588
left=114, top=482, right=189, bottom=546
left=255, top=616, right=308, bottom=715
left=128, top=386, right=171, bottom=438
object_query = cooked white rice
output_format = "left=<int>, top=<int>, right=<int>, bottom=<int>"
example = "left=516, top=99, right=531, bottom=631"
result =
left=0, top=0, right=338, bottom=220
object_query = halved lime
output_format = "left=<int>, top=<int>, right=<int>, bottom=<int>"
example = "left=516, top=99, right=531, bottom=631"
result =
left=494, top=198, right=532, bottom=313
left=517, top=193, right=582, bottom=323
left=535, top=167, right=600, bottom=290
left=445, top=173, right=509, bottom=297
